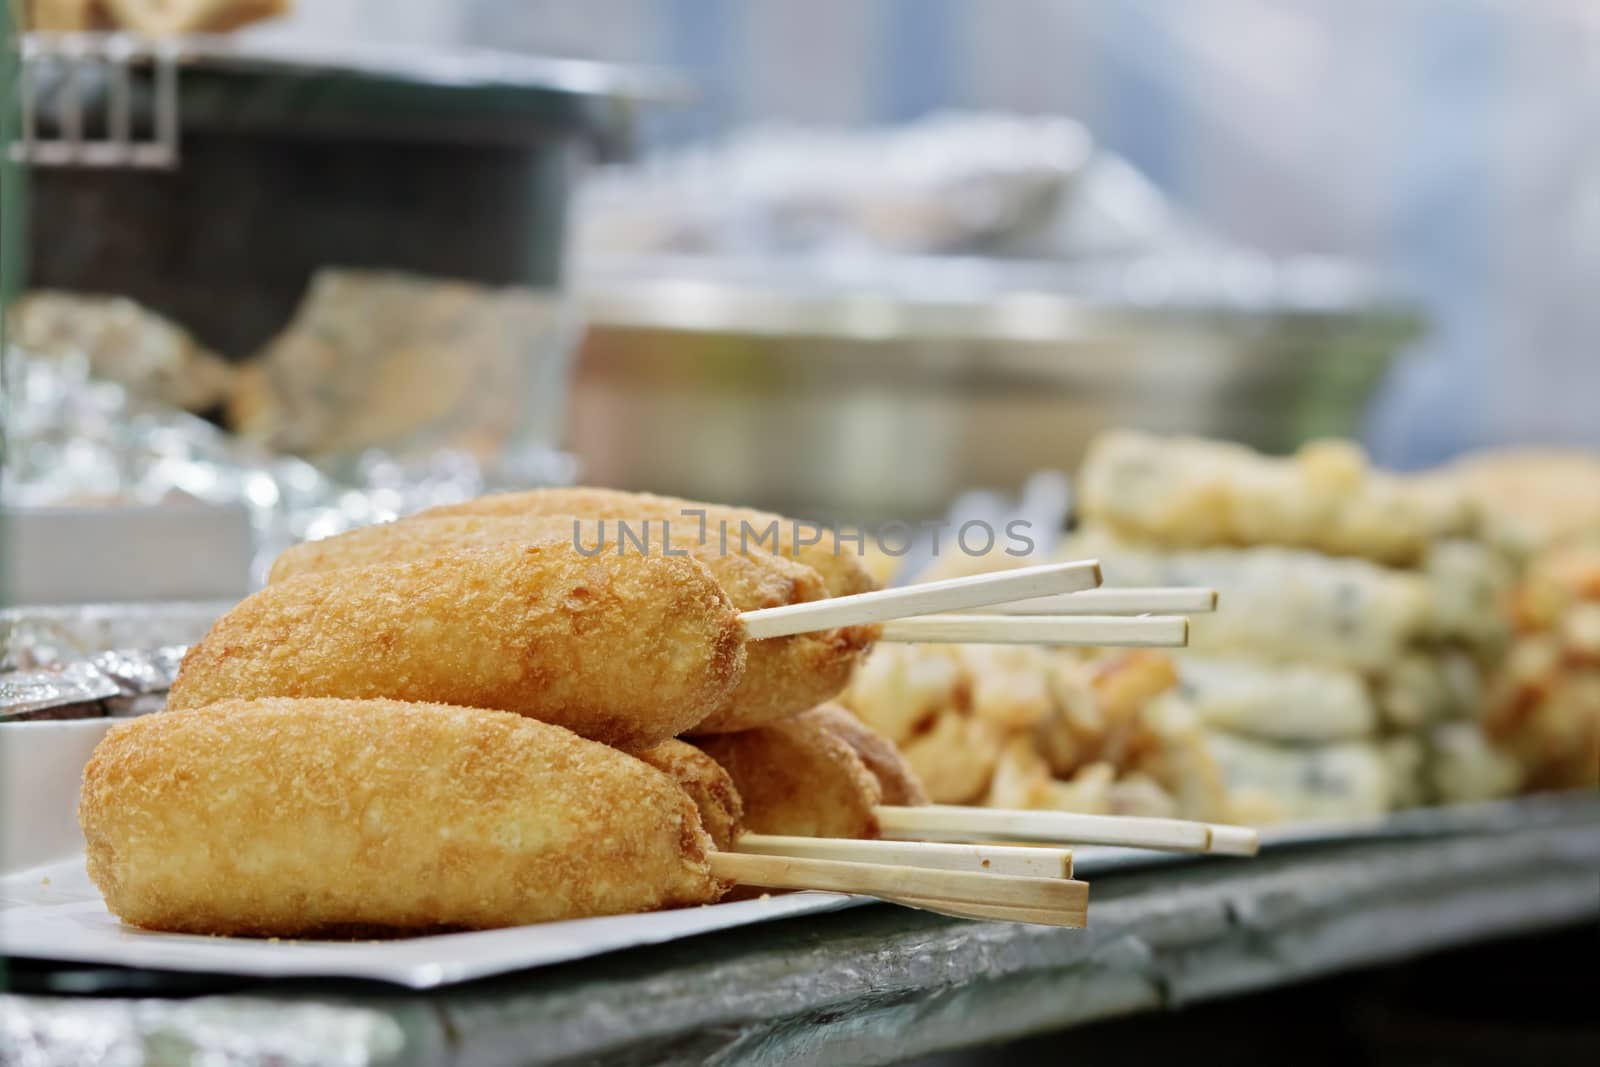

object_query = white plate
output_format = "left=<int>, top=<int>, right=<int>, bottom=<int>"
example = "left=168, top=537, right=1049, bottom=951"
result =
left=0, top=857, right=860, bottom=988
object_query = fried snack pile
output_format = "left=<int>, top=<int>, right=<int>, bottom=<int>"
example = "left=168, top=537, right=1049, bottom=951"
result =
left=839, top=433, right=1581, bottom=827
left=80, top=699, right=727, bottom=936
left=1078, top=431, right=1472, bottom=566
left=10, top=291, right=237, bottom=414
left=841, top=643, right=1235, bottom=821
left=83, top=488, right=897, bottom=936
left=1485, top=541, right=1600, bottom=790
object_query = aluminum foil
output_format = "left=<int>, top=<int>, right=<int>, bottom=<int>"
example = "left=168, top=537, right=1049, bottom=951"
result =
left=0, top=648, right=188, bottom=722
left=0, top=603, right=218, bottom=721
left=1, top=345, right=575, bottom=586
left=0, top=601, right=228, bottom=671
left=0, top=996, right=409, bottom=1067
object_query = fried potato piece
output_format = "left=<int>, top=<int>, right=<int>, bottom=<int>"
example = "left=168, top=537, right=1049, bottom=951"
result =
left=840, top=642, right=965, bottom=745
left=902, top=710, right=1004, bottom=805
left=169, top=542, right=744, bottom=751
left=79, top=699, right=725, bottom=936
left=421, top=487, right=878, bottom=600
left=695, top=707, right=885, bottom=839
left=635, top=739, right=744, bottom=852
left=269, top=513, right=872, bottom=734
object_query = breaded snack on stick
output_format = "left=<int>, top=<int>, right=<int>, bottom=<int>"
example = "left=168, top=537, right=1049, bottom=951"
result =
left=696, top=710, right=883, bottom=839
left=420, top=488, right=878, bottom=600
left=168, top=542, right=744, bottom=751
left=267, top=514, right=873, bottom=733
left=695, top=705, right=929, bottom=839
left=804, top=703, right=930, bottom=806
left=635, top=739, right=745, bottom=852
left=79, top=699, right=727, bottom=936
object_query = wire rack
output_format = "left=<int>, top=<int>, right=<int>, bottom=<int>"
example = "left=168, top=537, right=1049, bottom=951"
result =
left=9, top=32, right=178, bottom=168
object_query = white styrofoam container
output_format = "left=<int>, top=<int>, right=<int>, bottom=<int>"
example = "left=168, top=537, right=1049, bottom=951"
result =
left=2, top=504, right=253, bottom=604
left=0, top=719, right=115, bottom=874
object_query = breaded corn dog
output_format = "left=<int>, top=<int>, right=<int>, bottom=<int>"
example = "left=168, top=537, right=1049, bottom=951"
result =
left=635, top=739, right=744, bottom=851
left=808, top=703, right=931, bottom=807
left=421, top=488, right=878, bottom=600
left=79, top=699, right=727, bottom=936
left=168, top=542, right=744, bottom=750
left=266, top=514, right=874, bottom=733
left=696, top=705, right=929, bottom=839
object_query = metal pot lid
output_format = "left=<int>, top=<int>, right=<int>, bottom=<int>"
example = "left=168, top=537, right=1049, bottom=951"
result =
left=19, top=33, right=687, bottom=147
left=167, top=36, right=688, bottom=103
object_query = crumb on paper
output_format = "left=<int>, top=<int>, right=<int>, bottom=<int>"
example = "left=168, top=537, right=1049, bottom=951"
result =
left=40, top=876, right=51, bottom=886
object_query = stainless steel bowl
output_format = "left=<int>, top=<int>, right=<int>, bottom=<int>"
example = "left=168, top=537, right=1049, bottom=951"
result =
left=570, top=255, right=1423, bottom=522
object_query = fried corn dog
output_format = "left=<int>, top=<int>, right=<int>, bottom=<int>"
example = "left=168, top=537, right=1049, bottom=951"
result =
left=635, top=739, right=745, bottom=851
left=266, top=514, right=873, bottom=733
left=421, top=488, right=878, bottom=600
left=809, top=704, right=931, bottom=807
left=168, top=542, right=744, bottom=750
left=696, top=704, right=929, bottom=839
left=79, top=699, right=728, bottom=936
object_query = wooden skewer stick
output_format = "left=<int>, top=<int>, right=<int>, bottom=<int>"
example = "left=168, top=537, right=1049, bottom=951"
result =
left=877, top=805, right=1221, bottom=853
left=877, top=615, right=1189, bottom=648
left=707, top=852, right=1088, bottom=912
left=888, top=896, right=1087, bottom=928
left=1206, top=824, right=1260, bottom=857
left=735, top=834, right=1073, bottom=878
left=975, top=587, right=1218, bottom=616
left=739, top=560, right=1102, bottom=640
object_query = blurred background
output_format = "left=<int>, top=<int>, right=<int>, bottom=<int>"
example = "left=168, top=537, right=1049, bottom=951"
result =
left=1, top=5, right=1597, bottom=1060
left=4, top=0, right=1597, bottom=553
left=269, top=0, right=1600, bottom=470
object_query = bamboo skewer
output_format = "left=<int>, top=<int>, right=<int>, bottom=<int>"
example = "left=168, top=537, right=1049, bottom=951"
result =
left=877, top=615, right=1189, bottom=648
left=876, top=805, right=1258, bottom=856
left=735, top=834, right=1074, bottom=878
left=739, top=560, right=1102, bottom=640
left=1206, top=824, right=1261, bottom=857
left=978, top=587, right=1218, bottom=616
left=707, top=852, right=1088, bottom=912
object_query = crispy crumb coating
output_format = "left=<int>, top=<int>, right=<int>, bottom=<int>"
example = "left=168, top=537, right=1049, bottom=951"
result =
left=169, top=541, right=745, bottom=751
left=266, top=513, right=872, bottom=733
left=78, top=699, right=726, bottom=936
left=695, top=707, right=885, bottom=839
left=421, top=487, right=879, bottom=600
left=807, top=703, right=931, bottom=806
left=635, top=739, right=745, bottom=851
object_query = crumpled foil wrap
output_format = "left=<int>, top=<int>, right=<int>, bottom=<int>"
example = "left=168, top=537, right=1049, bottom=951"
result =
left=0, top=996, right=409, bottom=1067
left=0, top=648, right=188, bottom=722
left=0, top=602, right=224, bottom=721
left=1, top=347, right=575, bottom=585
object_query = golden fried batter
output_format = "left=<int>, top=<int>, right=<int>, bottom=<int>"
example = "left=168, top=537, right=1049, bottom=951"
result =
left=695, top=706, right=885, bottom=839
left=267, top=513, right=872, bottom=733
left=804, top=703, right=930, bottom=806
left=79, top=699, right=727, bottom=936
left=421, top=487, right=878, bottom=600
left=169, top=542, right=744, bottom=751
left=635, top=739, right=745, bottom=851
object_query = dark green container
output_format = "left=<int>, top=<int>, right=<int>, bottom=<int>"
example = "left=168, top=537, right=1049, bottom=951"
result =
left=22, top=40, right=674, bottom=357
